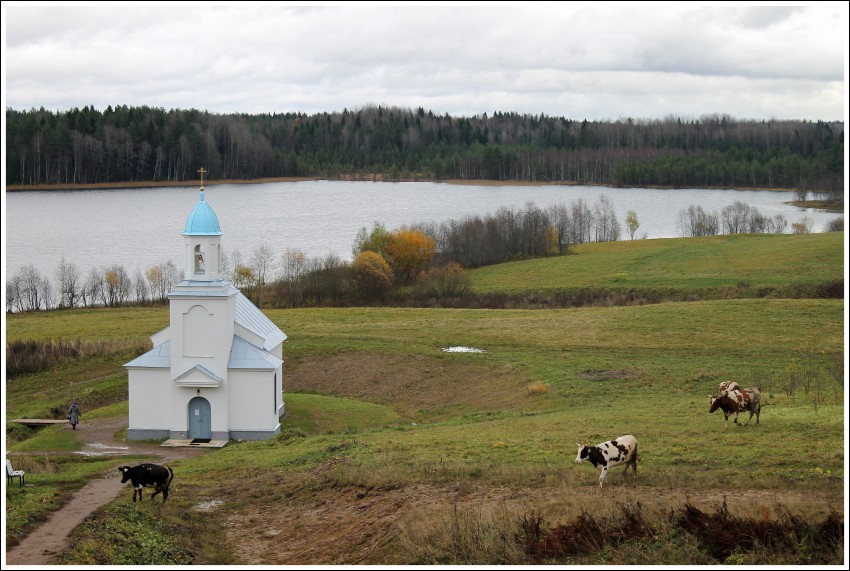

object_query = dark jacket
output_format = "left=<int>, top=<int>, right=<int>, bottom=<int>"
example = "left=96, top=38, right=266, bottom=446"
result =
left=68, top=403, right=81, bottom=425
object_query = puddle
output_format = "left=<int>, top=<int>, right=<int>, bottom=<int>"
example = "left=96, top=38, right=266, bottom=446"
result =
left=194, top=499, right=224, bottom=512
left=442, top=346, right=484, bottom=353
left=73, top=442, right=130, bottom=456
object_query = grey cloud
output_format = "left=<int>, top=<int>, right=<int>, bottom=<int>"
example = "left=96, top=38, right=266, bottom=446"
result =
left=732, top=5, right=805, bottom=29
left=3, top=2, right=845, bottom=121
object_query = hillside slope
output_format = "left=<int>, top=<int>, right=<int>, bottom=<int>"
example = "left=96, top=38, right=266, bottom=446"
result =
left=468, top=232, right=844, bottom=295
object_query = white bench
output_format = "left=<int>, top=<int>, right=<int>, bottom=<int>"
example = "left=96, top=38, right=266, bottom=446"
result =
left=6, top=459, right=26, bottom=487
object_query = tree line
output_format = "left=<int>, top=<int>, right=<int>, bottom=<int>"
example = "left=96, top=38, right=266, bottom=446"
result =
left=5, top=105, right=844, bottom=198
left=7, top=196, right=842, bottom=313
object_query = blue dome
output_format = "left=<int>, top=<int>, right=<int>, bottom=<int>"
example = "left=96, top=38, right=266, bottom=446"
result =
left=183, top=191, right=222, bottom=236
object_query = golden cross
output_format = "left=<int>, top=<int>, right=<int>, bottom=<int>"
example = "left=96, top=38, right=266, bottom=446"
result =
left=198, top=167, right=207, bottom=189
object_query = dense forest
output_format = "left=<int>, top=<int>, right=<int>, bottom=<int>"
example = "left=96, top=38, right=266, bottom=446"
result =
left=5, top=105, right=845, bottom=197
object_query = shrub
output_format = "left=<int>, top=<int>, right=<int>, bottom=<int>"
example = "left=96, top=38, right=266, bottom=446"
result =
left=413, top=262, right=471, bottom=299
left=825, top=216, right=843, bottom=232
left=526, top=380, right=548, bottom=395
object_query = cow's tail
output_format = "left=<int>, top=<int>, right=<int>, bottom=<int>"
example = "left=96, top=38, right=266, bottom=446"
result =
left=631, top=443, right=638, bottom=473
left=159, top=466, right=174, bottom=502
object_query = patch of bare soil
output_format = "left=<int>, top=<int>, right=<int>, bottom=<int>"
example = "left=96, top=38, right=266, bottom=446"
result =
left=579, top=369, right=632, bottom=381
left=220, top=480, right=842, bottom=565
left=5, top=417, right=212, bottom=566
left=286, top=353, right=531, bottom=419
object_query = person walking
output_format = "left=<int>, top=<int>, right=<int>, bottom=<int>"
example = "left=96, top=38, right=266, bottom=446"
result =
left=68, top=401, right=81, bottom=430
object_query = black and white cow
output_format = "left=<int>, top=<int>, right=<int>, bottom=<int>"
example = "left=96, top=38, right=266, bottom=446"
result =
left=709, top=387, right=761, bottom=429
left=118, top=463, right=174, bottom=503
left=575, top=434, right=638, bottom=490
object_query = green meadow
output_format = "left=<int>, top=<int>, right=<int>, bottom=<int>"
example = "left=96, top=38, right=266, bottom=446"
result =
left=4, top=233, right=845, bottom=565
left=470, top=232, right=843, bottom=293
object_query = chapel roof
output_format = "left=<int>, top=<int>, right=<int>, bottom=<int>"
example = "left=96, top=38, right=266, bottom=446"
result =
left=183, top=190, right=222, bottom=236
left=124, top=340, right=171, bottom=368
left=235, top=292, right=288, bottom=351
left=123, top=335, right=282, bottom=372
left=229, top=336, right=283, bottom=370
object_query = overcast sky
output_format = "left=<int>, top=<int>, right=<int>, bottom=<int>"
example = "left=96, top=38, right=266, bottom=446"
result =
left=2, top=2, right=848, bottom=122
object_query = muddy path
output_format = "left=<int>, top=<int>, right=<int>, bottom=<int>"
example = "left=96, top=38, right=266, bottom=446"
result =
left=5, top=418, right=212, bottom=566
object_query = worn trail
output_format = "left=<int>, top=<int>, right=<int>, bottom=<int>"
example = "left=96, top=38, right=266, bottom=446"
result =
left=6, top=475, right=125, bottom=565
left=5, top=418, right=210, bottom=566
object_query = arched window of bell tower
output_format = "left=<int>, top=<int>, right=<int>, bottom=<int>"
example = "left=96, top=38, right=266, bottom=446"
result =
left=194, top=244, right=206, bottom=274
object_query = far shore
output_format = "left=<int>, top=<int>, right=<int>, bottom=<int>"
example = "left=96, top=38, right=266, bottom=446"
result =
left=8, top=177, right=844, bottom=212
left=5, top=176, right=586, bottom=192
left=5, top=176, right=807, bottom=193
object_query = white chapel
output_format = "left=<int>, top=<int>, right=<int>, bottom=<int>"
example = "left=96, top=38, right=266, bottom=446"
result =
left=124, top=173, right=286, bottom=441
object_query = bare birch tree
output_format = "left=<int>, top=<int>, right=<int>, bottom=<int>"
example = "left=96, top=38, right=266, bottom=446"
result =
left=56, top=257, right=82, bottom=308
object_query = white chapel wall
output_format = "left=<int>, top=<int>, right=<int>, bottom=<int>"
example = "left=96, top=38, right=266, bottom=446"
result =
left=228, top=370, right=278, bottom=431
left=128, top=370, right=171, bottom=430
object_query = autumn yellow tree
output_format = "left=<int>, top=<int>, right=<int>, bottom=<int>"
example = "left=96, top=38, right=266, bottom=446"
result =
left=233, top=265, right=256, bottom=290
left=103, top=265, right=130, bottom=306
left=145, top=266, right=165, bottom=302
left=625, top=211, right=640, bottom=240
left=352, top=251, right=394, bottom=301
left=384, top=228, right=437, bottom=284
left=543, top=224, right=560, bottom=254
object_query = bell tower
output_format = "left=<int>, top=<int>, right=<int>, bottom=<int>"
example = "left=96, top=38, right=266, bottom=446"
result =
left=169, top=167, right=238, bottom=384
left=182, top=168, right=223, bottom=281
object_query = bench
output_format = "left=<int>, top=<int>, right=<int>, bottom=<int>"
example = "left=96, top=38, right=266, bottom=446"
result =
left=6, top=459, right=26, bottom=487
left=10, top=418, right=68, bottom=427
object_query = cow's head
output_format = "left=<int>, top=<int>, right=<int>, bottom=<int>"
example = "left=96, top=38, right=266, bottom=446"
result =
left=575, top=443, right=589, bottom=464
left=118, top=466, right=131, bottom=483
left=709, top=395, right=720, bottom=413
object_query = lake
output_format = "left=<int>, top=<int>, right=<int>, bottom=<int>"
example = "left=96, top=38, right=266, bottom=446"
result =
left=3, top=180, right=841, bottom=280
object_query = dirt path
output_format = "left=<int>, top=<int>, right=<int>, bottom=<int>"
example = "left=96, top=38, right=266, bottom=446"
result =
left=5, top=418, right=213, bottom=566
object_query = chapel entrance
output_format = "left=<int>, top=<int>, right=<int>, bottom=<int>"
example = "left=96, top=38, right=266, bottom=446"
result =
left=187, top=396, right=212, bottom=440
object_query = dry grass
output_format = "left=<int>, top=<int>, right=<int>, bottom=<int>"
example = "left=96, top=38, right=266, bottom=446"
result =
left=5, top=337, right=149, bottom=377
left=399, top=497, right=843, bottom=565
left=525, top=380, right=548, bottom=395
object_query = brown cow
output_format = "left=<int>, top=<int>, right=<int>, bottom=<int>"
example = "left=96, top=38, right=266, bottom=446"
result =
left=709, top=387, right=761, bottom=429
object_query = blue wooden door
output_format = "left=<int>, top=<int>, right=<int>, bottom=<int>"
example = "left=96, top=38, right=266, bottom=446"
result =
left=187, top=396, right=211, bottom=440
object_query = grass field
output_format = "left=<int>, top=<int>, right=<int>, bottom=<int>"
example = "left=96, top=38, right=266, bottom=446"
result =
left=4, top=233, right=846, bottom=564
left=469, top=232, right=844, bottom=293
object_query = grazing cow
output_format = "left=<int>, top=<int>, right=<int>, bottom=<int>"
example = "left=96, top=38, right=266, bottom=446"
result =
left=743, top=386, right=762, bottom=424
left=575, top=434, right=638, bottom=490
left=718, top=381, right=740, bottom=396
left=709, top=387, right=761, bottom=429
left=118, top=464, right=174, bottom=503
